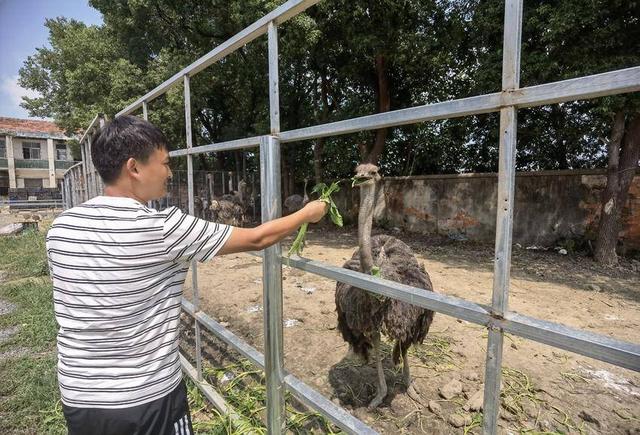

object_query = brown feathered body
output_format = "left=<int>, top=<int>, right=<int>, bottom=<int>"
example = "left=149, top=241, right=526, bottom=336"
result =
left=209, top=199, right=245, bottom=226
left=335, top=234, right=434, bottom=363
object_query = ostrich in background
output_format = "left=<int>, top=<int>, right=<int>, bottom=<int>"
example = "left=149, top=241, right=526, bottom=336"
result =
left=283, top=178, right=309, bottom=214
left=335, top=164, right=435, bottom=409
left=209, top=176, right=249, bottom=226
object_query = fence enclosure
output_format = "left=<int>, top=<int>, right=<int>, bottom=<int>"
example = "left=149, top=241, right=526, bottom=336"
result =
left=62, top=1, right=640, bottom=433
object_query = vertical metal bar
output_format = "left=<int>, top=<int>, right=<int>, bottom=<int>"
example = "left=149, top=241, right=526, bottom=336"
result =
left=184, top=74, right=203, bottom=381
left=260, top=135, right=284, bottom=434
left=268, top=21, right=280, bottom=134
left=97, top=116, right=106, bottom=196
left=263, top=20, right=285, bottom=434
left=142, top=102, right=153, bottom=207
left=87, top=135, right=96, bottom=199
left=80, top=140, right=89, bottom=201
left=483, top=1, right=522, bottom=434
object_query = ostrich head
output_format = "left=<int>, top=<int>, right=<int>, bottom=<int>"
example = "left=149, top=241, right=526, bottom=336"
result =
left=353, top=163, right=380, bottom=274
left=352, top=164, right=381, bottom=188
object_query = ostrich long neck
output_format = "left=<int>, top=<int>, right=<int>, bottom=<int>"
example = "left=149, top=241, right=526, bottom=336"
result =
left=358, top=181, right=376, bottom=274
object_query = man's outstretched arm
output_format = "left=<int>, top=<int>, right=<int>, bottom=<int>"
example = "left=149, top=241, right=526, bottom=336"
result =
left=217, top=200, right=328, bottom=255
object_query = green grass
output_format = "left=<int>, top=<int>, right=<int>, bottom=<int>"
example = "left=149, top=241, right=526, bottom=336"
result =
left=183, top=359, right=345, bottom=434
left=0, top=229, right=65, bottom=434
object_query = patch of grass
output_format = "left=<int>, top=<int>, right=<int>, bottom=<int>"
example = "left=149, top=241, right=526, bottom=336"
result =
left=0, top=229, right=49, bottom=279
left=0, top=353, right=65, bottom=434
left=500, top=367, right=587, bottom=435
left=0, top=229, right=62, bottom=434
left=409, top=335, right=458, bottom=372
left=186, top=359, right=345, bottom=434
left=0, top=278, right=57, bottom=352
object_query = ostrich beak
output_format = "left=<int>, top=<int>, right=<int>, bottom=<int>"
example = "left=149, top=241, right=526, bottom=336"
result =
left=351, top=174, right=372, bottom=187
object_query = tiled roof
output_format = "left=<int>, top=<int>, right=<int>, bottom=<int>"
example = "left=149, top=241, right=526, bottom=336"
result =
left=0, top=117, right=70, bottom=139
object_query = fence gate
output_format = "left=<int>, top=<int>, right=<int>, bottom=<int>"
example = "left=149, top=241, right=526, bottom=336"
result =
left=63, top=0, right=640, bottom=433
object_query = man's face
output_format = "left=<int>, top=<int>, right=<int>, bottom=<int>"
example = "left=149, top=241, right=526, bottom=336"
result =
left=136, top=147, right=172, bottom=201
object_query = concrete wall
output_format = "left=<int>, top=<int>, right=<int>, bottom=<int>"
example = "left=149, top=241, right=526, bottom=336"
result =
left=334, top=169, right=640, bottom=250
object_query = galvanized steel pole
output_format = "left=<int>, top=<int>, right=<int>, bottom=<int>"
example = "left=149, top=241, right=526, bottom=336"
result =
left=184, top=74, right=203, bottom=381
left=262, top=19, right=286, bottom=434
left=260, top=135, right=284, bottom=434
left=483, top=1, right=522, bottom=433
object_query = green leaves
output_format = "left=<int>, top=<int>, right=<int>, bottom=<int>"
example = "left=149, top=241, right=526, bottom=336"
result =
left=287, top=181, right=343, bottom=259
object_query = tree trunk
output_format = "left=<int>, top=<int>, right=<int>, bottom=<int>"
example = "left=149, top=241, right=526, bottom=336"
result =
left=362, top=54, right=390, bottom=164
left=594, top=112, right=640, bottom=265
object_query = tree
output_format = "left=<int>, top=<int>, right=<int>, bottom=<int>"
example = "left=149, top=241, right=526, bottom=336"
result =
left=18, top=18, right=148, bottom=134
left=468, top=0, right=640, bottom=263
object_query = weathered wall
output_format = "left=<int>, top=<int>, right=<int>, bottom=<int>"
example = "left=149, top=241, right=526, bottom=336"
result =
left=333, top=169, right=640, bottom=250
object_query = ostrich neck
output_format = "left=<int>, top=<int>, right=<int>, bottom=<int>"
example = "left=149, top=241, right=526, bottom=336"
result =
left=358, top=182, right=376, bottom=274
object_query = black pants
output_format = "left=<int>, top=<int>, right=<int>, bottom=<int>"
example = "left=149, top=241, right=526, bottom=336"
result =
left=62, top=381, right=194, bottom=435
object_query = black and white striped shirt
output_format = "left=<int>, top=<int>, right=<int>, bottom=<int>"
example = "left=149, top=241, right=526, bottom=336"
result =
left=46, top=196, right=232, bottom=408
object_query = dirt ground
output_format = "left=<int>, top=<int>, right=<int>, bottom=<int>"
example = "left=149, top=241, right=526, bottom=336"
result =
left=182, top=225, right=640, bottom=434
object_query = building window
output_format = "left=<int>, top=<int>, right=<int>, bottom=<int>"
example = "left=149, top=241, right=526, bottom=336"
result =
left=22, top=142, right=41, bottom=160
left=0, top=139, right=5, bottom=158
left=56, top=143, right=68, bottom=160
left=24, top=178, right=43, bottom=188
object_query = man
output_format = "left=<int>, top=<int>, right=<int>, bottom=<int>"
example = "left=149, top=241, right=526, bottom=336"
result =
left=46, top=115, right=327, bottom=434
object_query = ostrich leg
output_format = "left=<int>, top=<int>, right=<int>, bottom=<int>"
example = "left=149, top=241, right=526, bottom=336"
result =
left=368, top=331, right=387, bottom=409
left=402, top=345, right=423, bottom=404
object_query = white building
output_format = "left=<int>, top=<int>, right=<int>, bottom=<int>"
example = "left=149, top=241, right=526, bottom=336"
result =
left=0, top=117, right=78, bottom=196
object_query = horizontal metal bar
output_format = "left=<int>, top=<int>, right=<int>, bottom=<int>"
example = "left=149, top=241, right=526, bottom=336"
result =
left=509, top=66, right=640, bottom=108
left=279, top=67, right=640, bottom=143
left=283, top=373, right=377, bottom=435
left=169, top=135, right=262, bottom=157
left=282, top=255, right=640, bottom=372
left=181, top=299, right=377, bottom=434
left=283, top=255, right=491, bottom=325
left=179, top=353, right=247, bottom=428
left=63, top=161, right=84, bottom=175
left=182, top=299, right=264, bottom=366
left=117, top=0, right=320, bottom=117
left=79, top=113, right=102, bottom=144
left=500, top=312, right=640, bottom=372
left=278, top=93, right=502, bottom=143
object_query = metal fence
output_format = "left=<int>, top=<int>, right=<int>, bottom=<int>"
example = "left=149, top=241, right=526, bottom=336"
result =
left=64, top=0, right=640, bottom=433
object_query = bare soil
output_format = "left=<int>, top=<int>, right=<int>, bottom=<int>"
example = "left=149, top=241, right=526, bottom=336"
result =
left=183, top=226, right=640, bottom=434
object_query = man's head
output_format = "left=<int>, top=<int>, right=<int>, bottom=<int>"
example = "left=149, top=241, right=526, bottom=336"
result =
left=92, top=115, right=172, bottom=201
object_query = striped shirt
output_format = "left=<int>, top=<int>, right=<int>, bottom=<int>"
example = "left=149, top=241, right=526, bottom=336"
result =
left=46, top=195, right=232, bottom=409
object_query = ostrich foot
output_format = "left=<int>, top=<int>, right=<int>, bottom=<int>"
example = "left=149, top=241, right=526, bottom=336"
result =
left=367, top=391, right=386, bottom=410
left=406, top=381, right=424, bottom=405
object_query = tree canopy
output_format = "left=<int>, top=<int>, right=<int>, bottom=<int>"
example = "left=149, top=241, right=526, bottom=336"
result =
left=18, top=0, right=639, bottom=180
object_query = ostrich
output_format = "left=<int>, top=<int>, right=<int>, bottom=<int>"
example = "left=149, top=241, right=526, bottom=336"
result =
left=209, top=198, right=245, bottom=226
left=283, top=178, right=309, bottom=214
left=335, top=164, right=435, bottom=409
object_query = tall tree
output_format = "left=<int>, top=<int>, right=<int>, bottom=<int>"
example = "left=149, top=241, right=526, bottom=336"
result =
left=469, top=0, right=640, bottom=264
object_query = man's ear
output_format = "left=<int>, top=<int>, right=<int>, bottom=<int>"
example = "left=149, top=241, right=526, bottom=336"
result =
left=125, top=158, right=140, bottom=176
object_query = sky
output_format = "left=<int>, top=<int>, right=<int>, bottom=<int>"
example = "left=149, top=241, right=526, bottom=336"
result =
left=0, top=0, right=103, bottom=120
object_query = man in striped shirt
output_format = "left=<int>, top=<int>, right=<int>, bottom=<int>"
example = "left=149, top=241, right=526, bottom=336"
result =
left=47, top=115, right=328, bottom=435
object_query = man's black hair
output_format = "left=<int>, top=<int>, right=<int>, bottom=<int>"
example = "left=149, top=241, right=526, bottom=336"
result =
left=91, top=115, right=168, bottom=184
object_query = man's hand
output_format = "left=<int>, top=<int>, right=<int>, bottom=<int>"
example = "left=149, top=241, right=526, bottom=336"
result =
left=303, top=200, right=329, bottom=223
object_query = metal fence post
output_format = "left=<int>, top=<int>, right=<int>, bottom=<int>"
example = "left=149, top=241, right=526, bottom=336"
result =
left=260, top=135, right=284, bottom=434
left=261, top=20, right=285, bottom=434
left=483, top=1, right=522, bottom=433
left=184, top=74, right=203, bottom=381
